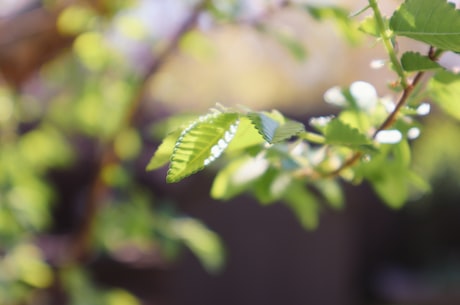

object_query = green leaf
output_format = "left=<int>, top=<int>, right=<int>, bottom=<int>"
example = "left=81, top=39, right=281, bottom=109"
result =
left=166, top=112, right=240, bottom=183
left=359, top=15, right=389, bottom=37
left=146, top=129, right=182, bottom=171
left=247, top=112, right=305, bottom=144
left=401, top=51, right=442, bottom=72
left=211, top=156, right=268, bottom=200
left=324, top=118, right=372, bottom=148
left=313, top=179, right=344, bottom=210
left=253, top=170, right=292, bottom=205
left=283, top=182, right=319, bottom=230
left=172, top=217, right=225, bottom=273
left=390, top=0, right=460, bottom=52
left=225, top=117, right=265, bottom=153
left=370, top=164, right=409, bottom=209
left=428, top=70, right=460, bottom=120
left=357, top=141, right=412, bottom=208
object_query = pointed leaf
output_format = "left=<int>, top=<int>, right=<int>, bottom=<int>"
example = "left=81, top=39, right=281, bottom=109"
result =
left=225, top=117, right=265, bottom=153
left=401, top=51, right=442, bottom=72
left=324, top=119, right=372, bottom=147
left=247, top=112, right=280, bottom=143
left=272, top=120, right=306, bottom=143
left=146, top=129, right=182, bottom=171
left=247, top=112, right=305, bottom=144
left=390, top=0, right=460, bottom=52
left=167, top=112, right=240, bottom=183
left=428, top=70, right=460, bottom=120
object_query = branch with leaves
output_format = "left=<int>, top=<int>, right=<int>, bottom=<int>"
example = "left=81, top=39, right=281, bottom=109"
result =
left=148, top=0, right=460, bottom=229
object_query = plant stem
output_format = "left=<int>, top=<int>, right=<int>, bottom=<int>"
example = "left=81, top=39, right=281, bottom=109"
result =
left=323, top=47, right=440, bottom=179
left=368, top=0, right=408, bottom=89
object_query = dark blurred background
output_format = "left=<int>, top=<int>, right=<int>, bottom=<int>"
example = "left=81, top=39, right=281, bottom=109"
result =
left=1, top=1, right=460, bottom=305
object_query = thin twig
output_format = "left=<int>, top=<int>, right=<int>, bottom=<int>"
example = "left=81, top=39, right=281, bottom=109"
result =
left=325, top=47, right=439, bottom=178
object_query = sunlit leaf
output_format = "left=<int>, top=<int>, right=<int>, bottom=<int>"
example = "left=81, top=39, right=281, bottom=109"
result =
left=401, top=51, right=442, bottom=72
left=167, top=112, right=240, bottom=183
left=390, top=0, right=460, bottom=52
left=225, top=117, right=265, bottom=153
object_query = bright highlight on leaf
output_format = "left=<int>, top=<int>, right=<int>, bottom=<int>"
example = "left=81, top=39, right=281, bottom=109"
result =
left=166, top=112, right=240, bottom=183
left=390, top=0, right=460, bottom=52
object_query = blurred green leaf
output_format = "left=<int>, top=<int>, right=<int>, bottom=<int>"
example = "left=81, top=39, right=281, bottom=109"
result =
left=172, top=217, right=225, bottom=273
left=428, top=70, right=460, bottom=120
left=306, top=5, right=362, bottom=44
left=313, top=179, right=344, bottom=210
left=283, top=182, right=319, bottom=230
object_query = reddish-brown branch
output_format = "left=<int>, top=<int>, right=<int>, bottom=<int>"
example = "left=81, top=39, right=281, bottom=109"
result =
left=324, top=46, right=439, bottom=179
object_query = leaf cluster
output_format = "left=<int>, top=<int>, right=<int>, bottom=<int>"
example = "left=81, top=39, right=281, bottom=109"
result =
left=148, top=0, right=460, bottom=229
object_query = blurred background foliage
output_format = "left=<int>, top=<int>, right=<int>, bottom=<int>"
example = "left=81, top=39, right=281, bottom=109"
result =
left=1, top=0, right=460, bottom=305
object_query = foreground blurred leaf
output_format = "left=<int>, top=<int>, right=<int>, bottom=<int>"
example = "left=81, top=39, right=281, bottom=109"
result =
left=428, top=70, right=460, bottom=120
left=283, top=182, right=319, bottom=230
left=306, top=5, right=362, bottom=44
left=173, top=217, right=225, bottom=273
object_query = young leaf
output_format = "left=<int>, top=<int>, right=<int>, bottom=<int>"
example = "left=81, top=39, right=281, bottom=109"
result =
left=390, top=0, right=460, bottom=52
left=146, top=129, right=182, bottom=171
left=166, top=112, right=240, bottom=183
left=324, top=118, right=372, bottom=147
left=247, top=112, right=305, bottom=144
left=428, top=70, right=460, bottom=120
left=401, top=51, right=442, bottom=72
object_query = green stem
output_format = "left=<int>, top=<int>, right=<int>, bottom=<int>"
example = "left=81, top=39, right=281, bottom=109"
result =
left=299, top=131, right=325, bottom=144
left=368, top=0, right=408, bottom=88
